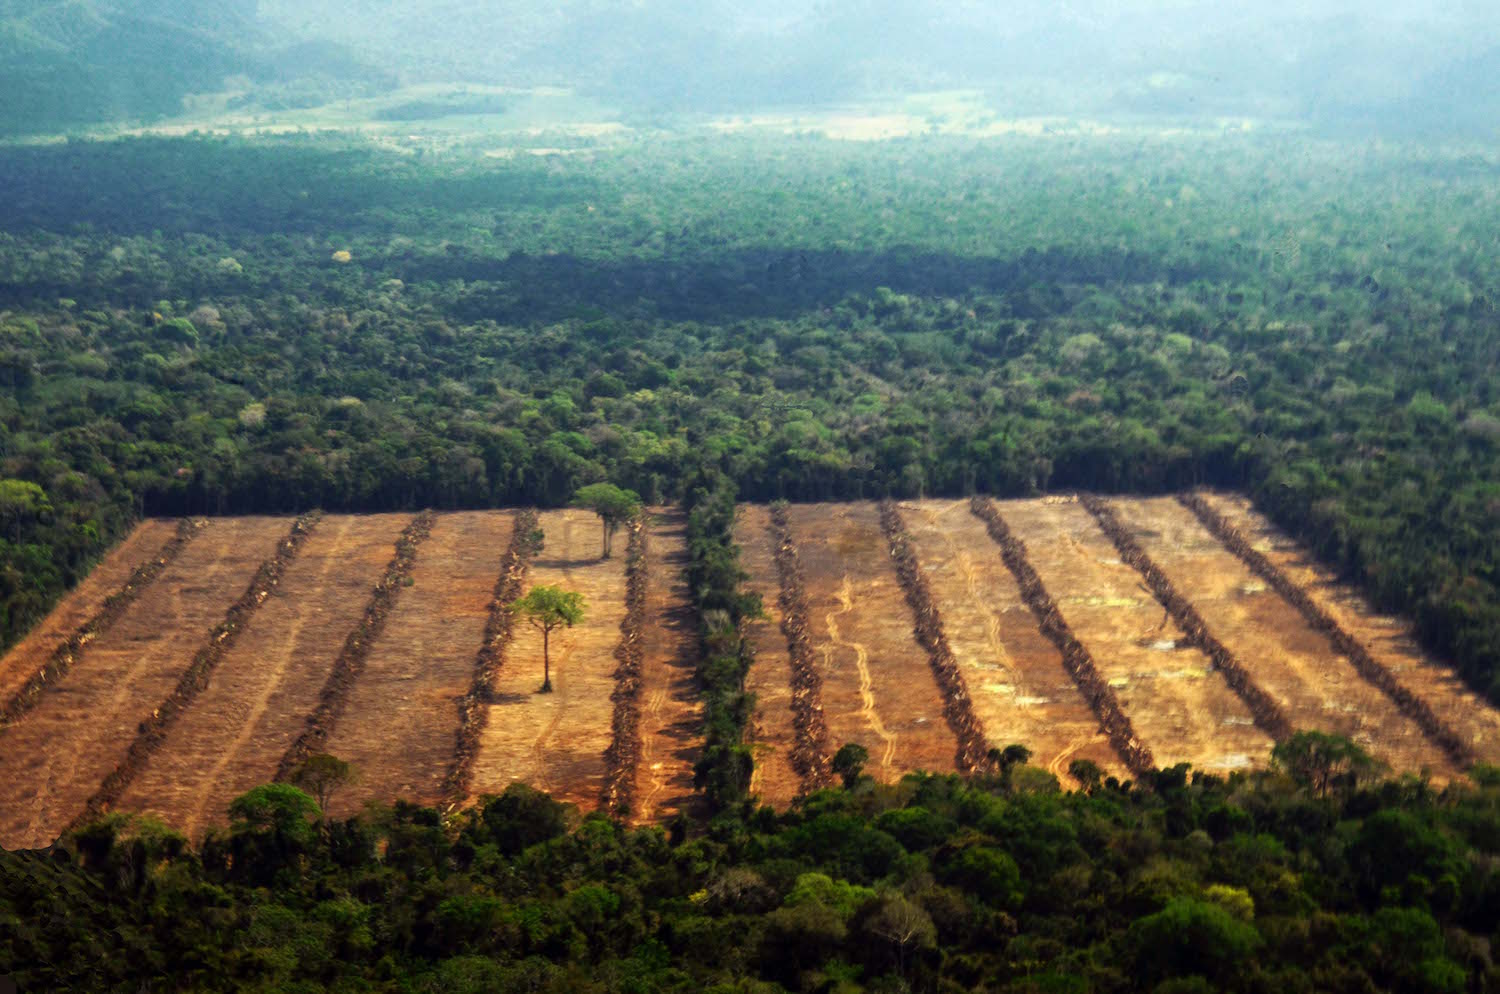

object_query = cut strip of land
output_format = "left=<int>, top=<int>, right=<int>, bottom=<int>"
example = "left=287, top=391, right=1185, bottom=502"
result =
left=0, top=517, right=291, bottom=850
left=323, top=511, right=515, bottom=818
left=784, top=502, right=956, bottom=782
left=631, top=509, right=702, bottom=824
left=734, top=504, right=804, bottom=807
left=469, top=509, right=626, bottom=814
left=117, top=514, right=411, bottom=834
left=999, top=499, right=1272, bottom=774
left=0, top=518, right=182, bottom=709
left=1203, top=492, right=1500, bottom=769
left=899, top=499, right=1122, bottom=783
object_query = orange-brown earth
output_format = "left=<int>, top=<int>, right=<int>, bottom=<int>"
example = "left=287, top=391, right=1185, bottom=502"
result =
left=734, top=504, right=804, bottom=807
left=0, top=517, right=290, bottom=850
left=783, top=503, right=957, bottom=782
left=999, top=499, right=1273, bottom=773
left=323, top=511, right=515, bottom=818
left=631, top=509, right=702, bottom=824
left=469, top=509, right=625, bottom=814
left=117, top=514, right=411, bottom=834
left=899, top=499, right=1123, bottom=783
left=1203, top=492, right=1500, bottom=769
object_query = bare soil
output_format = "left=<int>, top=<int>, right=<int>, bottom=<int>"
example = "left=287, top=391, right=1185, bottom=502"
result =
left=323, top=511, right=515, bottom=818
left=999, top=499, right=1273, bottom=774
left=0, top=517, right=291, bottom=850
left=1203, top=492, right=1500, bottom=770
left=0, top=519, right=181, bottom=708
left=733, top=504, right=805, bottom=807
left=469, top=509, right=626, bottom=814
left=899, top=499, right=1122, bottom=784
left=117, top=514, right=411, bottom=834
left=631, top=509, right=702, bottom=824
left=783, top=503, right=957, bottom=782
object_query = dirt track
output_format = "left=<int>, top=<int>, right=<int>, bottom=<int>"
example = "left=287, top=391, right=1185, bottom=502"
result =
left=470, top=509, right=625, bottom=813
left=734, top=505, right=805, bottom=806
left=323, top=511, right=515, bottom=817
left=117, top=514, right=410, bottom=834
left=784, top=503, right=957, bottom=782
left=1000, top=499, right=1272, bottom=774
left=900, top=499, right=1122, bottom=784
left=1203, top=492, right=1500, bottom=770
left=0, top=517, right=290, bottom=849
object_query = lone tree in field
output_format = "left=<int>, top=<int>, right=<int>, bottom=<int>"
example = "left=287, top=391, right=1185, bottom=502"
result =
left=572, top=483, right=641, bottom=559
left=289, top=753, right=356, bottom=813
left=510, top=585, right=586, bottom=693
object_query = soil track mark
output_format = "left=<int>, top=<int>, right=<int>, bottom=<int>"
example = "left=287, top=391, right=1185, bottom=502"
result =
left=1190, top=492, right=1495, bottom=771
left=115, top=514, right=407, bottom=836
left=786, top=503, right=957, bottom=782
left=320, top=511, right=511, bottom=816
left=734, top=505, right=808, bottom=806
left=902, top=500, right=1121, bottom=784
left=0, top=516, right=291, bottom=850
left=2, top=518, right=193, bottom=727
left=470, top=509, right=626, bottom=814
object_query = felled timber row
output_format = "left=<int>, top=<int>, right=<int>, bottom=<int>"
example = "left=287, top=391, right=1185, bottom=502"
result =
left=878, top=500, right=989, bottom=772
left=968, top=496, right=1156, bottom=779
left=443, top=509, right=538, bottom=811
left=601, top=517, right=649, bottom=816
left=1082, top=496, right=1294, bottom=742
left=76, top=513, right=321, bottom=824
left=2, top=518, right=202, bottom=730
left=1179, top=493, right=1476, bottom=770
left=768, top=503, right=835, bottom=790
left=274, top=511, right=436, bottom=781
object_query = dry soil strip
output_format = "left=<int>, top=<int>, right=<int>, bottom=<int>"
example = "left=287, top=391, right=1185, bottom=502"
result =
left=768, top=503, right=835, bottom=789
left=275, top=511, right=435, bottom=779
left=1, top=519, right=201, bottom=730
left=969, top=496, right=1156, bottom=778
left=601, top=517, right=648, bottom=816
left=443, top=509, right=538, bottom=811
left=879, top=499, right=988, bottom=772
left=1082, top=496, right=1294, bottom=743
left=1178, top=493, right=1476, bottom=770
left=73, top=513, right=321, bottom=826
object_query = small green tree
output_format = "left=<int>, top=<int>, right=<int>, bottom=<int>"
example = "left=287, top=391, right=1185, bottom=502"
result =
left=1272, top=730, right=1381, bottom=797
left=833, top=742, right=869, bottom=789
left=571, top=483, right=641, bottom=558
left=510, top=585, right=586, bottom=692
left=289, top=753, right=355, bottom=813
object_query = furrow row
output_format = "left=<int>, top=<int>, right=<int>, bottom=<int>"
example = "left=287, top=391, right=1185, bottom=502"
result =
left=768, top=502, right=835, bottom=790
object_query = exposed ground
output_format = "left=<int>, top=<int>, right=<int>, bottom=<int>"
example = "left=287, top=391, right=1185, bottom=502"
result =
left=899, top=499, right=1123, bottom=783
left=323, top=511, right=516, bottom=818
left=734, top=504, right=806, bottom=807
left=998, top=498, right=1274, bottom=773
left=0, top=517, right=291, bottom=849
left=631, top=510, right=702, bottom=824
left=783, top=503, right=957, bottom=782
left=118, top=514, right=411, bottom=835
left=469, top=509, right=626, bottom=814
left=0, top=518, right=181, bottom=709
left=1203, top=492, right=1500, bottom=768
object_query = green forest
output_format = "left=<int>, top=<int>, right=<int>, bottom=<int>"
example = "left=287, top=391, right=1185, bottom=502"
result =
left=4, top=130, right=1500, bottom=991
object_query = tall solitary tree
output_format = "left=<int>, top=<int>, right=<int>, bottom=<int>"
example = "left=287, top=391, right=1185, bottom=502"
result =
left=572, top=483, right=641, bottom=559
left=510, top=585, right=586, bottom=693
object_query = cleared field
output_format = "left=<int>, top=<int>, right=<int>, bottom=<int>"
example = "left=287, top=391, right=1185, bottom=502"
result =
left=785, top=502, right=957, bottom=781
left=0, top=517, right=291, bottom=850
left=999, top=499, right=1273, bottom=773
left=1111, top=497, right=1457, bottom=777
left=323, top=511, right=515, bottom=818
left=1203, top=492, right=1500, bottom=768
left=118, top=514, right=412, bottom=834
left=734, top=504, right=804, bottom=806
left=0, top=518, right=182, bottom=710
left=632, top=510, right=702, bottom=824
left=899, top=499, right=1123, bottom=782
left=470, top=509, right=626, bottom=813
